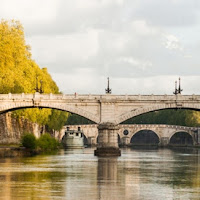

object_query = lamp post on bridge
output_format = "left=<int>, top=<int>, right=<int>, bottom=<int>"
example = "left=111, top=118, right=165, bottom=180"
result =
left=178, top=77, right=183, bottom=94
left=105, top=77, right=112, bottom=94
left=173, top=77, right=183, bottom=95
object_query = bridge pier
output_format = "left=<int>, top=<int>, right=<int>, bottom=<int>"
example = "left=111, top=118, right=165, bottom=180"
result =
left=121, top=136, right=130, bottom=146
left=159, top=137, right=170, bottom=147
left=94, top=123, right=121, bottom=157
left=194, top=128, right=200, bottom=145
left=87, top=136, right=96, bottom=147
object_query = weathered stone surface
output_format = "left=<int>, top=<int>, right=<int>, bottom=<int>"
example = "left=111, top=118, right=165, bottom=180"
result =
left=1, top=93, right=200, bottom=156
left=0, top=113, right=42, bottom=144
left=1, top=93, right=200, bottom=124
left=98, top=123, right=119, bottom=130
left=95, top=123, right=121, bottom=156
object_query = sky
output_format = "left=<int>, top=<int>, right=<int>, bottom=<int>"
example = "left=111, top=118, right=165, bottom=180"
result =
left=1, top=0, right=200, bottom=95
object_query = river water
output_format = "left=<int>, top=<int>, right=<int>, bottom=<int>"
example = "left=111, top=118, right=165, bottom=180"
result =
left=0, top=148, right=200, bottom=200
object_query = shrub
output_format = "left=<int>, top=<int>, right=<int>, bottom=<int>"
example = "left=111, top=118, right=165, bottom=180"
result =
left=37, top=133, right=59, bottom=151
left=21, top=133, right=37, bottom=150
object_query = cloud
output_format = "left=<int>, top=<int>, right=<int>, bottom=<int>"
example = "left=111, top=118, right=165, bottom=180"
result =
left=0, top=0, right=57, bottom=23
left=1, top=0, right=200, bottom=94
left=133, top=0, right=200, bottom=27
left=164, top=34, right=183, bottom=51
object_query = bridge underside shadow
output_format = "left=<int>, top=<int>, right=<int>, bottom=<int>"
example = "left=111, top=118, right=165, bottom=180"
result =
left=169, top=132, right=193, bottom=146
left=130, top=130, right=160, bottom=147
left=0, top=105, right=99, bottom=124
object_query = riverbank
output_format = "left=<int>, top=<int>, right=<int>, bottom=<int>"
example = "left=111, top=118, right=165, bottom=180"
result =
left=0, top=146, right=60, bottom=158
left=1, top=145, right=200, bottom=158
left=0, top=146, right=36, bottom=158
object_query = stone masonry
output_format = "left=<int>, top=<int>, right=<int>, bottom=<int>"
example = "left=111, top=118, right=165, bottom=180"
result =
left=1, top=93, right=200, bottom=155
left=0, top=112, right=42, bottom=144
left=59, top=124, right=199, bottom=147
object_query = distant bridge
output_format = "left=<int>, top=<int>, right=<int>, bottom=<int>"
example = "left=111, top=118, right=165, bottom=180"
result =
left=58, top=124, right=200, bottom=147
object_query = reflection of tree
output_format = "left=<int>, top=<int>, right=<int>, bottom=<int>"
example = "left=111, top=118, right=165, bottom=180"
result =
left=1, top=149, right=200, bottom=199
left=192, top=149, right=200, bottom=191
left=0, top=155, right=67, bottom=200
left=166, top=149, right=198, bottom=188
left=3, top=171, right=67, bottom=199
left=168, top=149, right=200, bottom=199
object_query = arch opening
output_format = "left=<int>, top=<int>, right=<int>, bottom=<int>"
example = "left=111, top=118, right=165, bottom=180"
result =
left=65, top=114, right=95, bottom=125
left=120, top=108, right=200, bottom=125
left=118, top=134, right=121, bottom=145
left=169, top=132, right=193, bottom=146
left=130, top=130, right=160, bottom=146
left=83, top=134, right=88, bottom=146
left=0, top=106, right=97, bottom=124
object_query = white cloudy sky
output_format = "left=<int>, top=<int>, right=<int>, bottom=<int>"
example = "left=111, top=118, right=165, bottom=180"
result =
left=1, top=0, right=200, bottom=94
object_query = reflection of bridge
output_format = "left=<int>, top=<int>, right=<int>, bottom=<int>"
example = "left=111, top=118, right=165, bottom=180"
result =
left=59, top=124, right=200, bottom=147
left=1, top=93, right=200, bottom=156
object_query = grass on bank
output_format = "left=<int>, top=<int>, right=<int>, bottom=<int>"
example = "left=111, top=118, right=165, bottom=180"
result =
left=21, top=133, right=60, bottom=152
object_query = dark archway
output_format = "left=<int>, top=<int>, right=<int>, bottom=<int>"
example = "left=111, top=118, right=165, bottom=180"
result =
left=118, top=107, right=200, bottom=124
left=96, top=136, right=99, bottom=144
left=169, top=132, right=193, bottom=146
left=130, top=130, right=160, bottom=146
left=83, top=135, right=88, bottom=146
left=0, top=104, right=98, bottom=124
left=118, top=134, right=121, bottom=145
left=120, top=109, right=199, bottom=126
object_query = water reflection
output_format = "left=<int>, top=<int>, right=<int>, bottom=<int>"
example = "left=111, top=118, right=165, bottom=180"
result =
left=0, top=148, right=200, bottom=199
left=0, top=158, right=68, bottom=200
left=97, top=158, right=118, bottom=200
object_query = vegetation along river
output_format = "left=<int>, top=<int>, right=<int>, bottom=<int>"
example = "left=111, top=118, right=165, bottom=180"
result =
left=0, top=148, right=200, bottom=200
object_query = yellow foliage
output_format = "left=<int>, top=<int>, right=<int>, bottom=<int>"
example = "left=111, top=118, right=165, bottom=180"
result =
left=0, top=19, right=68, bottom=129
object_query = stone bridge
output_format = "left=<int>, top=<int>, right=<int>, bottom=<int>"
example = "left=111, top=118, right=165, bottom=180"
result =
left=1, top=93, right=200, bottom=124
left=1, top=93, right=200, bottom=156
left=58, top=124, right=200, bottom=147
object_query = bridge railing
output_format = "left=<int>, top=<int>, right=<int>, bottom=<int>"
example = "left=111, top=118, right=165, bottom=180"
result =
left=119, top=124, right=198, bottom=131
left=1, top=93, right=200, bottom=101
left=63, top=124, right=199, bottom=131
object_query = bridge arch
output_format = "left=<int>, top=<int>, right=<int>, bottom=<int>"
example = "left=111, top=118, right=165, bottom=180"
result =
left=0, top=102, right=99, bottom=124
left=130, top=129, right=160, bottom=145
left=169, top=131, right=194, bottom=146
left=117, top=104, right=200, bottom=124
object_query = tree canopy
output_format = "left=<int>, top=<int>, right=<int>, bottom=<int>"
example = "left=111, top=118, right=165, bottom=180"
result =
left=0, top=19, right=69, bottom=131
left=122, top=109, right=200, bottom=127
